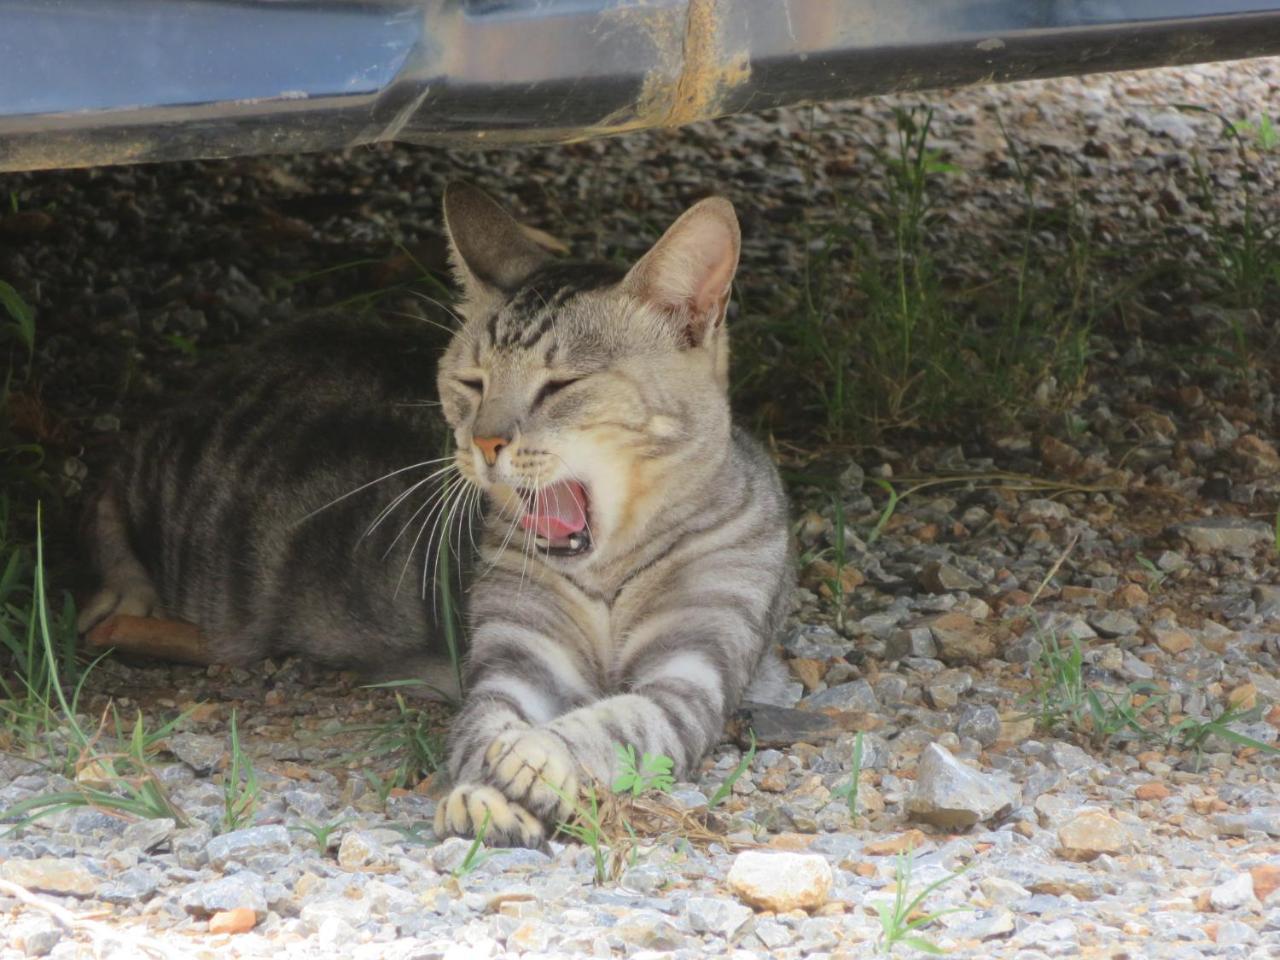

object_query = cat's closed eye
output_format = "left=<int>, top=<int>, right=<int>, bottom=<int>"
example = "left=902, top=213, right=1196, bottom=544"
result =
left=533, top=377, right=582, bottom=409
left=457, top=377, right=484, bottom=395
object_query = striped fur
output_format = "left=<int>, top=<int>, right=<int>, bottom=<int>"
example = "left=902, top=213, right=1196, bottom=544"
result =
left=80, top=184, right=793, bottom=848
left=433, top=185, right=793, bottom=846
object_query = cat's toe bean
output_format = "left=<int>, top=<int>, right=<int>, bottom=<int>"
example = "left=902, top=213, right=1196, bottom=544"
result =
left=481, top=728, right=578, bottom=822
left=434, top=784, right=544, bottom=848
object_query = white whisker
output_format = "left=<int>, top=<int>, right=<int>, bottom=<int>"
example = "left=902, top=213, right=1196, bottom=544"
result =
left=291, top=456, right=454, bottom=526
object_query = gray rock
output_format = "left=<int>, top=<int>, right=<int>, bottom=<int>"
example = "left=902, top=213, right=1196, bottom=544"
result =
left=10, top=916, right=62, bottom=958
left=337, top=829, right=390, bottom=869
left=1253, top=584, right=1280, bottom=618
left=1173, top=518, right=1272, bottom=554
left=1087, top=610, right=1139, bottom=638
left=925, top=668, right=973, bottom=709
left=919, top=561, right=982, bottom=594
left=907, top=742, right=1021, bottom=829
left=736, top=704, right=841, bottom=747
left=205, top=825, right=291, bottom=869
left=167, top=733, right=225, bottom=775
left=1017, top=499, right=1071, bottom=524
left=1213, top=808, right=1280, bottom=837
left=179, top=871, right=268, bottom=919
left=1210, top=872, right=1256, bottom=911
left=685, top=896, right=753, bottom=939
left=800, top=679, right=878, bottom=713
left=98, top=865, right=161, bottom=904
left=1214, top=919, right=1258, bottom=946
left=117, top=817, right=176, bottom=853
left=886, top=626, right=938, bottom=660
left=620, top=863, right=669, bottom=895
left=172, top=823, right=213, bottom=869
left=0, top=857, right=102, bottom=898
left=956, top=705, right=1002, bottom=747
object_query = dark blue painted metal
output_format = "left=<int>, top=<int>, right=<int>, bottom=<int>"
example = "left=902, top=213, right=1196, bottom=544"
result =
left=2, top=0, right=1278, bottom=171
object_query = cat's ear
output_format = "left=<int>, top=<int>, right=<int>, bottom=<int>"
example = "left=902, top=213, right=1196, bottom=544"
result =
left=443, top=182, right=550, bottom=303
left=622, top=197, right=740, bottom=347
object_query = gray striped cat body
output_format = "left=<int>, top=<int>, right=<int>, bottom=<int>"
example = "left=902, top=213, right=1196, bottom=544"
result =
left=81, top=184, right=793, bottom=847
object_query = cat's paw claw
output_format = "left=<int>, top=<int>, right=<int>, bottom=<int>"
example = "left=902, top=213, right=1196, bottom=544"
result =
left=481, top=728, right=578, bottom=823
left=434, top=784, right=545, bottom=848
left=76, top=584, right=160, bottom=634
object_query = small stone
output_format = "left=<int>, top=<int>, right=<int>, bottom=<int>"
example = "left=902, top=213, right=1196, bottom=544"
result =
left=179, top=872, right=268, bottom=919
left=1210, top=873, right=1256, bottom=911
left=168, top=732, right=226, bottom=775
left=1213, top=809, right=1280, bottom=837
left=956, top=704, right=1001, bottom=747
left=925, top=669, right=973, bottom=709
left=924, top=612, right=996, bottom=664
left=1087, top=610, right=1139, bottom=638
left=1153, top=627, right=1195, bottom=655
left=885, top=625, right=938, bottom=660
left=337, top=829, right=389, bottom=869
left=0, top=857, right=100, bottom=898
left=1232, top=434, right=1280, bottom=474
left=788, top=658, right=825, bottom=691
left=1250, top=864, right=1280, bottom=901
left=686, top=896, right=754, bottom=939
left=317, top=916, right=357, bottom=948
left=1253, top=584, right=1280, bottom=617
left=979, top=876, right=1031, bottom=905
left=919, top=562, right=981, bottom=594
left=205, top=825, right=291, bottom=869
left=118, top=817, right=176, bottom=853
left=907, top=742, right=1020, bottom=829
left=1135, top=782, right=1170, bottom=801
left=1016, top=498, right=1071, bottom=525
left=1057, top=809, right=1129, bottom=861
left=1113, top=583, right=1149, bottom=608
left=1173, top=518, right=1272, bottom=554
left=799, top=679, right=878, bottom=713
left=209, top=907, right=257, bottom=935
left=727, top=851, right=833, bottom=913
left=10, top=917, right=61, bottom=957
left=736, top=704, right=842, bottom=747
left=863, top=829, right=929, bottom=856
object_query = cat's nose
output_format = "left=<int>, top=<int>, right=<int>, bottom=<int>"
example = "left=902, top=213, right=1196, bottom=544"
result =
left=473, top=435, right=509, bottom=466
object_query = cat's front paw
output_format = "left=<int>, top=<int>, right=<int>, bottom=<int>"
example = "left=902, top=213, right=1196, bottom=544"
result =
left=434, top=783, right=545, bottom=848
left=76, top=582, right=161, bottom=635
left=481, top=727, right=578, bottom=824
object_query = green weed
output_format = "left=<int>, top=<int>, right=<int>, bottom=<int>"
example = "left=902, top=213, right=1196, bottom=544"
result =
left=220, top=709, right=259, bottom=833
left=452, top=811, right=507, bottom=880
left=1135, top=556, right=1168, bottom=593
left=708, top=730, right=756, bottom=809
left=1171, top=704, right=1280, bottom=769
left=832, top=732, right=865, bottom=818
left=612, top=743, right=675, bottom=798
left=335, top=688, right=447, bottom=789
left=290, top=816, right=353, bottom=855
left=553, top=785, right=611, bottom=884
left=876, top=851, right=971, bottom=955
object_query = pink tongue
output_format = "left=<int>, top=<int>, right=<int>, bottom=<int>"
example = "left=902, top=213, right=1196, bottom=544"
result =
left=519, top=480, right=588, bottom=540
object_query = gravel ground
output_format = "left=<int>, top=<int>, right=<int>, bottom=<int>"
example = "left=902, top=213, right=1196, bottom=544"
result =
left=2, top=57, right=1279, bottom=960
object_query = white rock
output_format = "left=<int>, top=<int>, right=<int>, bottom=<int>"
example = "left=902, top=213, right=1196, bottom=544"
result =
left=726, top=850, right=833, bottom=913
left=1210, top=872, right=1256, bottom=911
left=907, top=742, right=1021, bottom=829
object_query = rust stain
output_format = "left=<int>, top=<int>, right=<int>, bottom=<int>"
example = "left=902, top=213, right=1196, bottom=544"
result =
left=591, top=0, right=751, bottom=138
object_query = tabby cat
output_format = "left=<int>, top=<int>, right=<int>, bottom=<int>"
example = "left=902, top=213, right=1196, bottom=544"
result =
left=80, top=183, right=793, bottom=846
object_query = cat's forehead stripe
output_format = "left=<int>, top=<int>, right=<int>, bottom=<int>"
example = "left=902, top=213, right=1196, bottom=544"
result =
left=488, top=262, right=625, bottom=352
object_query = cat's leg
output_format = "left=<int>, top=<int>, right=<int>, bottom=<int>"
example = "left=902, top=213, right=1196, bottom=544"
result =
left=538, top=603, right=770, bottom=792
left=434, top=680, right=581, bottom=847
left=434, top=604, right=594, bottom=846
left=77, top=487, right=162, bottom=634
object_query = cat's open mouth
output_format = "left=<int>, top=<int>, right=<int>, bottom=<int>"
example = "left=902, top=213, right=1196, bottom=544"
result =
left=517, top=479, right=592, bottom=557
